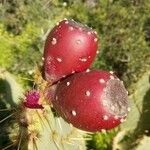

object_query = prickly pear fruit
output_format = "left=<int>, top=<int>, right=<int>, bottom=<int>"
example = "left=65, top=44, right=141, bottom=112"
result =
left=44, top=19, right=98, bottom=83
left=52, top=70, right=129, bottom=132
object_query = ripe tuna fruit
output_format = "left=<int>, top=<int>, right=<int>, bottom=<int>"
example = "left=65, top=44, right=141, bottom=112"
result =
left=52, top=70, right=129, bottom=132
left=44, top=19, right=98, bottom=83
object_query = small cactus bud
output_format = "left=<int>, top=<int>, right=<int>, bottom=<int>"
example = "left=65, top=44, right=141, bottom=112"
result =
left=23, top=90, right=43, bottom=109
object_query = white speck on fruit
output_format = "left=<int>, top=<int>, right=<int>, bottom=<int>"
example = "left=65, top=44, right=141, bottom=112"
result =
left=88, top=56, right=91, bottom=58
left=87, top=31, right=91, bottom=35
left=76, top=39, right=82, bottom=44
left=101, top=129, right=106, bottom=133
left=42, top=57, right=44, bottom=61
left=65, top=21, right=69, bottom=24
left=72, top=110, right=76, bottom=116
left=94, top=38, right=98, bottom=42
left=72, top=70, right=75, bottom=74
left=64, top=18, right=67, bottom=20
left=51, top=38, right=57, bottom=45
left=114, top=115, right=119, bottom=120
left=127, top=107, right=131, bottom=112
left=79, top=57, right=87, bottom=62
left=85, top=91, right=90, bottom=96
left=102, top=115, right=108, bottom=120
left=56, top=22, right=59, bottom=26
left=66, top=82, right=70, bottom=86
left=109, top=71, right=114, bottom=74
left=86, top=69, right=90, bottom=72
left=69, top=27, right=74, bottom=31
left=110, top=75, right=115, bottom=80
left=99, top=79, right=105, bottom=83
left=56, top=57, right=62, bottom=62
left=62, top=75, right=66, bottom=78
left=126, top=91, right=129, bottom=94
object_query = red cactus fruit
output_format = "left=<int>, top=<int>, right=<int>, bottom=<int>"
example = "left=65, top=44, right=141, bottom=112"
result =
left=44, top=19, right=98, bottom=83
left=52, top=70, right=129, bottom=132
left=23, top=90, right=43, bottom=109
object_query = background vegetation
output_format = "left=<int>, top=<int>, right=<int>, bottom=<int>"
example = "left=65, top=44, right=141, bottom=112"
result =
left=0, top=0, right=150, bottom=149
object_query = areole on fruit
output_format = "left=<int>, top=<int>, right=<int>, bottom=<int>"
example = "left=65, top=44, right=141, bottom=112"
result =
left=51, top=70, right=129, bottom=132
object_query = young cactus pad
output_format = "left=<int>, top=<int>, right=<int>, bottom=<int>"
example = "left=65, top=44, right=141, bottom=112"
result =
left=44, top=19, right=98, bottom=83
left=20, top=106, right=86, bottom=150
left=52, top=70, right=129, bottom=132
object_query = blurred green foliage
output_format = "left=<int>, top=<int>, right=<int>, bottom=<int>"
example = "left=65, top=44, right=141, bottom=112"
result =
left=0, top=0, right=150, bottom=149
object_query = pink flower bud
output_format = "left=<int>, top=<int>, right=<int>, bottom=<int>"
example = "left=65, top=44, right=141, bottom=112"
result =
left=23, top=90, right=43, bottom=109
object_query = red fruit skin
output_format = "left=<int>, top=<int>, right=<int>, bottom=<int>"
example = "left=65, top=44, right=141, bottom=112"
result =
left=52, top=70, right=129, bottom=132
left=44, top=19, right=98, bottom=83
